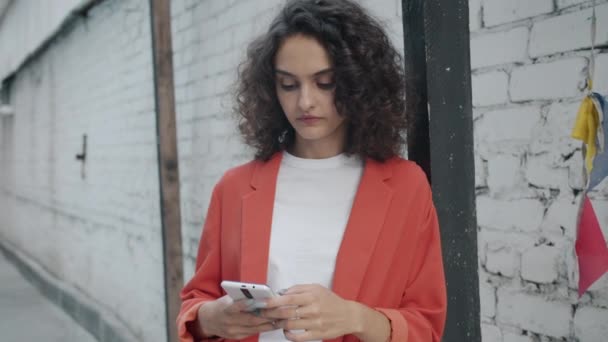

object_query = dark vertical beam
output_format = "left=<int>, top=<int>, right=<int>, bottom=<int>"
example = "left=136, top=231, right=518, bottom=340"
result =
left=424, top=0, right=480, bottom=341
left=149, top=1, right=183, bottom=342
left=402, top=0, right=480, bottom=341
left=402, top=0, right=431, bottom=181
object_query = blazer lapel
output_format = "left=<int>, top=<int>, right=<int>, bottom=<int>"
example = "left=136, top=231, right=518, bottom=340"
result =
left=332, top=158, right=393, bottom=301
left=240, top=152, right=283, bottom=283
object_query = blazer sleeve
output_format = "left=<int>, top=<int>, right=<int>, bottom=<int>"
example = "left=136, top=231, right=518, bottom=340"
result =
left=375, top=180, right=447, bottom=342
left=176, top=182, right=225, bottom=342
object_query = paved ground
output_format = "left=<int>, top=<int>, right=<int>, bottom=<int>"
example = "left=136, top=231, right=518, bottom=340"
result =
left=0, top=252, right=97, bottom=342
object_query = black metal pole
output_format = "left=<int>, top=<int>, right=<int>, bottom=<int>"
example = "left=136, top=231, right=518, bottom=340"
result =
left=402, top=0, right=480, bottom=341
left=403, top=0, right=431, bottom=182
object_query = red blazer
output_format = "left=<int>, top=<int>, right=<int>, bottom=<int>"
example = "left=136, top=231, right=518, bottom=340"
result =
left=177, top=152, right=446, bottom=342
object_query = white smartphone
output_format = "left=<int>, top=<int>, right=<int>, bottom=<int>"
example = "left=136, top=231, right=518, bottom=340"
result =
left=220, top=280, right=277, bottom=311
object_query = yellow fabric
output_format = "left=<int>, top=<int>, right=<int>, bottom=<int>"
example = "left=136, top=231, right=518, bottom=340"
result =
left=572, top=96, right=600, bottom=175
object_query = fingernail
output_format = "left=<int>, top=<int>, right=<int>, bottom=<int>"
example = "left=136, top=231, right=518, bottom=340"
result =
left=245, top=299, right=256, bottom=306
left=278, top=289, right=288, bottom=295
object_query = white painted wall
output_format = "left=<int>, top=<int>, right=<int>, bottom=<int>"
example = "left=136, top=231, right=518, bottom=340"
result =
left=471, top=0, right=608, bottom=341
left=0, top=0, right=87, bottom=82
left=0, top=0, right=165, bottom=341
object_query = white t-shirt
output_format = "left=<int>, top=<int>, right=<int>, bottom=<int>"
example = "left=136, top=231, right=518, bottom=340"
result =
left=259, top=151, right=363, bottom=341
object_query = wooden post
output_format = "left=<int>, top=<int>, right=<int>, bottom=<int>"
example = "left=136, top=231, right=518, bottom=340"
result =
left=149, top=1, right=183, bottom=341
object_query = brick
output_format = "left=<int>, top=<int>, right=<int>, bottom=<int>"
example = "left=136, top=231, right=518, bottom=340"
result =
left=469, top=0, right=483, bottom=31
left=483, top=0, right=554, bottom=27
left=530, top=4, right=608, bottom=57
left=510, top=58, right=587, bottom=101
left=472, top=71, right=509, bottom=107
left=588, top=198, right=608, bottom=238
left=475, top=153, right=488, bottom=188
left=470, top=27, right=529, bottom=69
left=363, top=0, right=401, bottom=24
left=479, top=230, right=537, bottom=270
left=565, top=242, right=580, bottom=289
left=574, top=306, right=608, bottom=341
left=595, top=53, right=608, bottom=94
left=486, top=154, right=524, bottom=195
left=568, top=150, right=585, bottom=190
left=587, top=272, right=608, bottom=307
left=486, top=243, right=520, bottom=277
left=231, top=20, right=255, bottom=49
left=525, top=153, right=570, bottom=189
left=529, top=102, right=580, bottom=156
left=480, top=279, right=497, bottom=319
left=200, top=29, right=233, bottom=55
left=540, top=194, right=579, bottom=239
left=557, top=0, right=588, bottom=8
left=503, top=332, right=534, bottom=342
left=477, top=197, right=544, bottom=232
left=475, top=106, right=542, bottom=145
left=521, top=245, right=561, bottom=283
left=481, top=323, right=502, bottom=342
left=497, top=289, right=572, bottom=338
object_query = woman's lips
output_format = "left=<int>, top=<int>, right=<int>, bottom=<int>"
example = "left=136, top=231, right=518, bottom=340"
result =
left=297, top=116, right=322, bottom=125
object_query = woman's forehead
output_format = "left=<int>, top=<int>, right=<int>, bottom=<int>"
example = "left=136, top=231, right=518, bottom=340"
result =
left=275, top=35, right=333, bottom=77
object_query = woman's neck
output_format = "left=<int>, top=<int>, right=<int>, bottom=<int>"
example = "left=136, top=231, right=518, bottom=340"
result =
left=289, top=138, right=345, bottom=159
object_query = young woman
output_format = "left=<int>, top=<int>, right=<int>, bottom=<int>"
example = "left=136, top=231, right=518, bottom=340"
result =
left=177, top=1, right=446, bottom=341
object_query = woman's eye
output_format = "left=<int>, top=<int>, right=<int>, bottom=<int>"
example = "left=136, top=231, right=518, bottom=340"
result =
left=317, top=82, right=335, bottom=90
left=280, top=83, right=298, bottom=91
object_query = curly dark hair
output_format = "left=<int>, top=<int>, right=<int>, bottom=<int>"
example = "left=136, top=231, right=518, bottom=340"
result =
left=235, top=0, right=407, bottom=162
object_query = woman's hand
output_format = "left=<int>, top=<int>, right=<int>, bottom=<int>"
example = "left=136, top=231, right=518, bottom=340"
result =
left=196, top=295, right=278, bottom=340
left=259, top=284, right=361, bottom=341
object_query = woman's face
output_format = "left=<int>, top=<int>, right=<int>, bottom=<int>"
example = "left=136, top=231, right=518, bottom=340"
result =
left=274, top=34, right=346, bottom=155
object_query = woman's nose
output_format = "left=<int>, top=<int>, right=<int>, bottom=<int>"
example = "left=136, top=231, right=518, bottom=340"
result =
left=298, top=84, right=316, bottom=111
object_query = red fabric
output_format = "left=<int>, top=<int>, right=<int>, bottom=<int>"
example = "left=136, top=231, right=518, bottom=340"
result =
left=177, top=153, right=446, bottom=341
left=576, top=196, right=608, bottom=296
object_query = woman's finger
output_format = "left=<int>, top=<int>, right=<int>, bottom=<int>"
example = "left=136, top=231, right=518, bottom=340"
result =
left=245, top=321, right=281, bottom=334
left=282, top=284, right=320, bottom=295
left=228, top=311, right=274, bottom=327
left=264, top=292, right=312, bottom=309
left=224, top=298, right=256, bottom=314
left=261, top=304, right=313, bottom=320
left=276, top=317, right=312, bottom=331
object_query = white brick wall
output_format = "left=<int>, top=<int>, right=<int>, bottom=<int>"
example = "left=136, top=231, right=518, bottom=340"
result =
left=497, top=288, right=572, bottom=338
left=481, top=323, right=502, bottom=342
left=503, top=332, right=534, bottom=342
left=510, top=58, right=588, bottom=101
left=574, top=306, right=608, bottom=341
left=0, top=0, right=164, bottom=341
left=521, top=244, right=561, bottom=283
left=530, top=3, right=608, bottom=58
left=483, top=0, right=554, bottom=27
left=470, top=27, right=529, bottom=69
left=0, top=0, right=84, bottom=81
left=596, top=53, right=608, bottom=93
left=479, top=280, right=497, bottom=319
left=472, top=71, right=509, bottom=107
left=472, top=0, right=608, bottom=340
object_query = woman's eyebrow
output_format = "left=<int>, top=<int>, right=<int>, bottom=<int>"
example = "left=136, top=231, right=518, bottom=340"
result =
left=275, top=68, right=334, bottom=77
